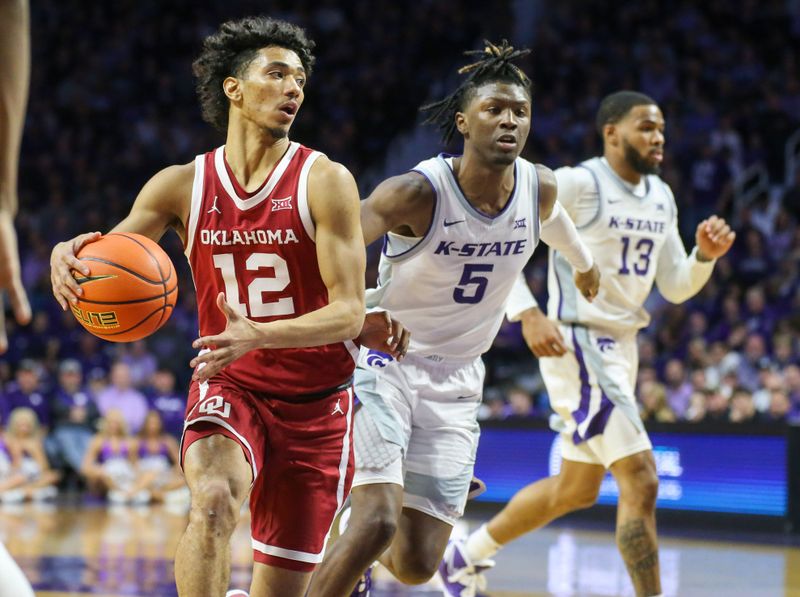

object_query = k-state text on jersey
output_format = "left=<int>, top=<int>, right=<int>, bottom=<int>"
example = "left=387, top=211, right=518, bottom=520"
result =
left=433, top=239, right=528, bottom=257
left=608, top=216, right=666, bottom=234
left=199, top=228, right=300, bottom=246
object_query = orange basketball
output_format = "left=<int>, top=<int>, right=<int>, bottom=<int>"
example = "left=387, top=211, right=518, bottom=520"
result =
left=70, top=232, right=178, bottom=342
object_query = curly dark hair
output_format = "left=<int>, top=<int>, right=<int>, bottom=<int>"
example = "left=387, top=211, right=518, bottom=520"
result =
left=192, top=16, right=316, bottom=132
left=421, top=40, right=531, bottom=145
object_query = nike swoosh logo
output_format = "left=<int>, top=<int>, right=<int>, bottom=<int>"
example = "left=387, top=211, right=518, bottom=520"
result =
left=73, top=274, right=117, bottom=285
left=444, top=219, right=465, bottom=227
left=457, top=394, right=478, bottom=400
left=607, top=199, right=623, bottom=204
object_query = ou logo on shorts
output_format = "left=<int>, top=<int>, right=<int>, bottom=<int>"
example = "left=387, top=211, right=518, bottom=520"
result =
left=198, top=395, right=231, bottom=418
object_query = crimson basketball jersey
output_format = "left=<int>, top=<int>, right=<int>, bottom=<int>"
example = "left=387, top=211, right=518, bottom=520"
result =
left=184, top=142, right=359, bottom=396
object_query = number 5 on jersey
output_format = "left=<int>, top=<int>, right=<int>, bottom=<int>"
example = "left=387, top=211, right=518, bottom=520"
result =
left=454, top=263, right=494, bottom=304
left=212, top=252, right=295, bottom=317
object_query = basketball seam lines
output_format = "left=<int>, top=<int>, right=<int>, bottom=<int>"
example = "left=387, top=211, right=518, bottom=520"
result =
left=112, top=232, right=173, bottom=331
left=113, top=233, right=171, bottom=330
left=93, top=305, right=173, bottom=336
left=75, top=284, right=177, bottom=305
left=79, top=256, right=166, bottom=285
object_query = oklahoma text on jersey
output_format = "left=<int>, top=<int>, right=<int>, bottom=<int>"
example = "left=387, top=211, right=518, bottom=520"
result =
left=184, top=142, right=359, bottom=397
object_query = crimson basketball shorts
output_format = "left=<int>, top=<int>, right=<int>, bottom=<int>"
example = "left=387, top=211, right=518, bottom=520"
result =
left=180, top=378, right=354, bottom=572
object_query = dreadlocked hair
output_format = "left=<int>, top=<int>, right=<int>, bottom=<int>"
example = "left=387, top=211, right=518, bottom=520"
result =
left=420, top=39, right=531, bottom=145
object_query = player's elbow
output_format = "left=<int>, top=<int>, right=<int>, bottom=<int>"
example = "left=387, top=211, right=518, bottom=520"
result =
left=658, top=288, right=692, bottom=305
left=341, top=299, right=366, bottom=340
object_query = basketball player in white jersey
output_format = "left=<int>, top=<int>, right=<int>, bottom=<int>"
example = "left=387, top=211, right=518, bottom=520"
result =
left=0, top=1, right=35, bottom=594
left=449, top=91, right=735, bottom=597
left=307, top=41, right=600, bottom=597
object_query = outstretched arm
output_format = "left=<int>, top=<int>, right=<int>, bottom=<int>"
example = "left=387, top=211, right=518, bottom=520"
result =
left=535, top=165, right=599, bottom=300
left=506, top=165, right=600, bottom=358
left=50, top=163, right=193, bottom=310
left=0, top=0, right=31, bottom=352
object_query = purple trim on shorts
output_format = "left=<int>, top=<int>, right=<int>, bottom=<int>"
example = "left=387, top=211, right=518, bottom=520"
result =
left=570, top=325, right=591, bottom=427
left=581, top=392, right=614, bottom=441
left=554, top=250, right=564, bottom=319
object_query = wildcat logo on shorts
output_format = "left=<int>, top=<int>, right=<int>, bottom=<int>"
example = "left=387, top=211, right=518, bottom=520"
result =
left=198, top=395, right=231, bottom=418
left=597, top=337, right=616, bottom=352
left=365, top=350, right=394, bottom=368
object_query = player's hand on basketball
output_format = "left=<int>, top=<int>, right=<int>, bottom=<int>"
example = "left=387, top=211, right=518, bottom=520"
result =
left=190, top=292, right=262, bottom=383
left=0, top=209, right=32, bottom=353
left=357, top=310, right=410, bottom=360
left=696, top=215, right=735, bottom=261
left=574, top=262, right=600, bottom=302
left=49, top=231, right=102, bottom=310
left=520, top=307, right=568, bottom=358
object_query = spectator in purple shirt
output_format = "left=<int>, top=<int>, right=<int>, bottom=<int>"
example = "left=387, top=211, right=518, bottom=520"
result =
left=772, top=333, right=797, bottom=369
left=765, top=389, right=791, bottom=424
left=45, top=359, right=100, bottom=476
left=664, top=359, right=693, bottom=419
left=120, top=340, right=157, bottom=389
left=505, top=386, right=537, bottom=419
left=145, top=368, right=185, bottom=439
left=729, top=387, right=760, bottom=424
left=737, top=334, right=770, bottom=392
left=709, top=295, right=742, bottom=343
left=95, top=362, right=148, bottom=434
left=781, top=365, right=800, bottom=420
left=743, top=286, right=777, bottom=338
left=75, top=334, right=111, bottom=379
left=2, top=359, right=50, bottom=428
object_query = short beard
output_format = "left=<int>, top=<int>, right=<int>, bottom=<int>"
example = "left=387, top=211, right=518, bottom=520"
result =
left=623, top=140, right=660, bottom=175
left=267, top=126, right=288, bottom=140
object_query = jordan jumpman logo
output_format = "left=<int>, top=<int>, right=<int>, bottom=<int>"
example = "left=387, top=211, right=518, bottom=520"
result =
left=207, top=195, right=221, bottom=214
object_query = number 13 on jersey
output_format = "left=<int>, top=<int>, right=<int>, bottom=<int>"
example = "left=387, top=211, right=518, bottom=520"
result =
left=212, top=252, right=296, bottom=317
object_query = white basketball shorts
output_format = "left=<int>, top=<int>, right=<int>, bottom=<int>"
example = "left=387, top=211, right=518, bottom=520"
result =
left=352, top=349, right=483, bottom=525
left=539, top=323, right=652, bottom=468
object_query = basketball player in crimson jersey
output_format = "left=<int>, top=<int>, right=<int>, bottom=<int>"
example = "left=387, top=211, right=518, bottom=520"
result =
left=50, top=17, right=405, bottom=597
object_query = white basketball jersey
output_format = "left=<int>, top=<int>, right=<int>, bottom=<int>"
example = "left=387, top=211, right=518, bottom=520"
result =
left=367, top=154, right=540, bottom=359
left=547, top=157, right=677, bottom=332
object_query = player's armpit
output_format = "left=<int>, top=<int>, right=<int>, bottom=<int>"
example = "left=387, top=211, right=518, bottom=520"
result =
left=110, top=162, right=194, bottom=243
left=535, top=163, right=558, bottom=221
left=360, top=172, right=435, bottom=245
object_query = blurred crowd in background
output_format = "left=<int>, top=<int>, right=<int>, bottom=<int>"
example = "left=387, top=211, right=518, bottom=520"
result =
left=2, top=0, right=800, bottom=500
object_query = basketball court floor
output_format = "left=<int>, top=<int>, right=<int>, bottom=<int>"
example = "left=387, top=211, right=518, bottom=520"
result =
left=2, top=502, right=798, bottom=596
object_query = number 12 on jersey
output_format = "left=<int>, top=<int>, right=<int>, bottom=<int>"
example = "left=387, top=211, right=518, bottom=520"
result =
left=212, top=252, right=296, bottom=317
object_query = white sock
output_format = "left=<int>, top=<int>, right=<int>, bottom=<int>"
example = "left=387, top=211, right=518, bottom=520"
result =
left=465, top=524, right=502, bottom=562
